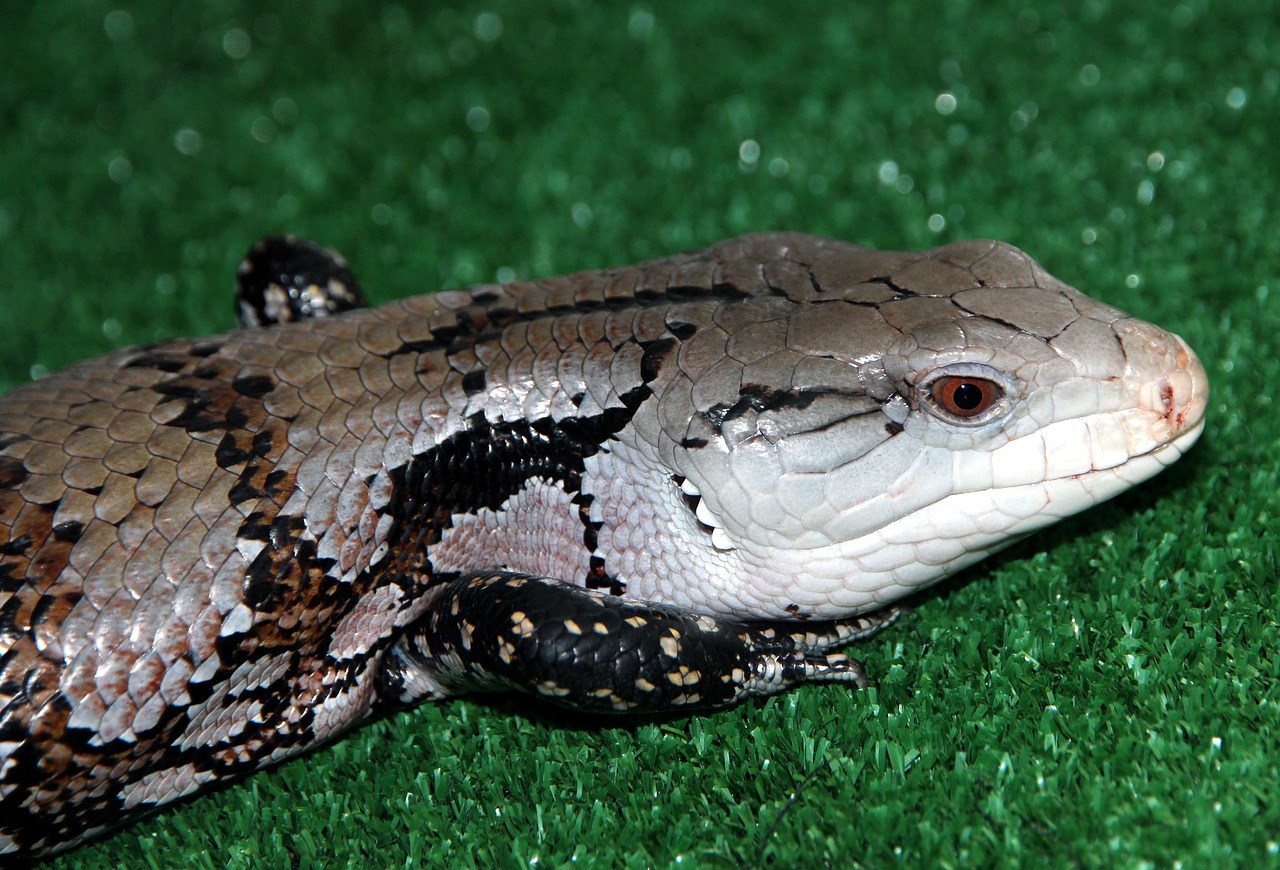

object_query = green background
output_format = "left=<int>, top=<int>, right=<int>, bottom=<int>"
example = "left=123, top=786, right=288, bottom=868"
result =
left=2, top=1, right=1275, bottom=866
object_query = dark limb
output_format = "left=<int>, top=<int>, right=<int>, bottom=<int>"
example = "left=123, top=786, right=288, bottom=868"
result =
left=379, top=572, right=901, bottom=713
left=235, top=235, right=368, bottom=327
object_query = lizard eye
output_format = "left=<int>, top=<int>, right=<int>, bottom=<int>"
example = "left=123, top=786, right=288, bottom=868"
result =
left=930, top=376, right=1002, bottom=418
left=917, top=365, right=1014, bottom=425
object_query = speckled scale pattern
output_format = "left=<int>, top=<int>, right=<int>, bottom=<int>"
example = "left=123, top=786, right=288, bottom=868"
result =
left=0, top=233, right=844, bottom=853
left=0, top=233, right=1208, bottom=856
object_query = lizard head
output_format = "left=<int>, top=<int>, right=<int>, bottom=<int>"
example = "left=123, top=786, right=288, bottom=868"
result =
left=623, top=237, right=1208, bottom=619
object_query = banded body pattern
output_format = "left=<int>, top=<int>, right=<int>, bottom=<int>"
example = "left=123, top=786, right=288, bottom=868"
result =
left=0, top=234, right=1207, bottom=855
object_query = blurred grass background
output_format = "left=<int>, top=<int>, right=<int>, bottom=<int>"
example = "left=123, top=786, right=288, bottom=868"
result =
left=0, top=0, right=1275, bottom=866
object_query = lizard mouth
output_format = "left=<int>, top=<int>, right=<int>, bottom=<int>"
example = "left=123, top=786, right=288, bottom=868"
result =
left=1036, top=327, right=1208, bottom=487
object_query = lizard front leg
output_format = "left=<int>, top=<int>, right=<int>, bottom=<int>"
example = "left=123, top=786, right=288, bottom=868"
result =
left=378, top=572, right=902, bottom=713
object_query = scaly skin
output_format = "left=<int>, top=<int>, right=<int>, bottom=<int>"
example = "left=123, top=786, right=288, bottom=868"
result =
left=0, top=234, right=1207, bottom=856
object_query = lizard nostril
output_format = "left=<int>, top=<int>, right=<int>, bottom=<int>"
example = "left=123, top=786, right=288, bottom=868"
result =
left=1169, top=334, right=1209, bottom=432
left=1119, top=323, right=1208, bottom=440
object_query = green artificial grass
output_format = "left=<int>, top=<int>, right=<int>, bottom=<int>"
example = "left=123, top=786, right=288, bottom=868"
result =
left=1, top=0, right=1276, bottom=866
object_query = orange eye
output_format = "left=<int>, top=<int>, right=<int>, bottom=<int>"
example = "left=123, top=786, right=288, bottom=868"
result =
left=929, top=376, right=1002, bottom=419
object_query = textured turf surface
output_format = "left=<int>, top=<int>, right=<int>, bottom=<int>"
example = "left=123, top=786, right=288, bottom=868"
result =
left=2, top=0, right=1275, bottom=866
